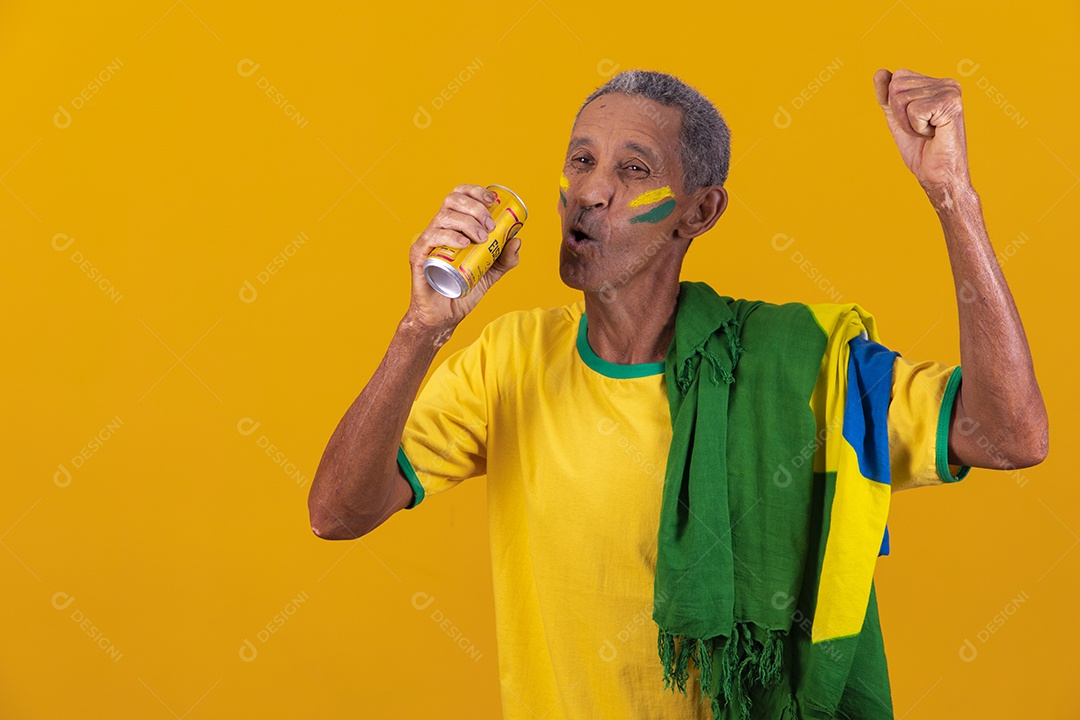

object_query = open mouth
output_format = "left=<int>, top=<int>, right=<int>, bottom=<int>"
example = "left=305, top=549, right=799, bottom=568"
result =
left=564, top=227, right=595, bottom=251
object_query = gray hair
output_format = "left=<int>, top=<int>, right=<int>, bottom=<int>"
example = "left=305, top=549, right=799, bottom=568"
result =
left=574, top=70, right=732, bottom=191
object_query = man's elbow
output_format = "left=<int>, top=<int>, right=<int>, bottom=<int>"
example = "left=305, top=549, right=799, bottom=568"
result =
left=310, top=521, right=363, bottom=541
left=1003, top=420, right=1049, bottom=469
left=308, top=503, right=370, bottom=541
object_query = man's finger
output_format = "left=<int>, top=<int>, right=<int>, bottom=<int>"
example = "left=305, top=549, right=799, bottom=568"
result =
left=873, top=68, right=915, bottom=139
left=453, top=183, right=496, bottom=205
left=873, top=68, right=892, bottom=108
left=905, top=98, right=939, bottom=138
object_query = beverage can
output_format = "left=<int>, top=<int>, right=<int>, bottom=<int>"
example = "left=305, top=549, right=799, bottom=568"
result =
left=424, top=184, right=527, bottom=299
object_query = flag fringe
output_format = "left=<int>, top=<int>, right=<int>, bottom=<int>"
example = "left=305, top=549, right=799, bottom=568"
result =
left=659, top=623, right=795, bottom=719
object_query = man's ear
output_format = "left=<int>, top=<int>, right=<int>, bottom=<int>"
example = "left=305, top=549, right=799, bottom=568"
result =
left=674, top=186, right=728, bottom=242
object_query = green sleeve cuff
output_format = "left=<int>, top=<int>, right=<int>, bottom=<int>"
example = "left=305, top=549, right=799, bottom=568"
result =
left=397, top=446, right=424, bottom=509
left=936, top=366, right=972, bottom=483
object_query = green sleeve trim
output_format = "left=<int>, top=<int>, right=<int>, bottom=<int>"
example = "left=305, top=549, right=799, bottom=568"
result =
left=397, top=446, right=424, bottom=509
left=936, top=366, right=971, bottom=483
left=576, top=313, right=666, bottom=379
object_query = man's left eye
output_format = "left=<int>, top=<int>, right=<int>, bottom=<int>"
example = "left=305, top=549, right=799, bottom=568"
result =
left=627, top=164, right=647, bottom=173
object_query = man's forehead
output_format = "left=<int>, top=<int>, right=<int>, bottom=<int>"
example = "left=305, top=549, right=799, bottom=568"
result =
left=569, top=94, right=681, bottom=161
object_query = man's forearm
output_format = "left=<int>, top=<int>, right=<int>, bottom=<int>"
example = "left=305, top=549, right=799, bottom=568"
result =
left=933, top=184, right=1049, bottom=467
left=308, top=315, right=447, bottom=538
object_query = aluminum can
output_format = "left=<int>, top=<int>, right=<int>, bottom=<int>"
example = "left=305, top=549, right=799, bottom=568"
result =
left=423, top=184, right=527, bottom=298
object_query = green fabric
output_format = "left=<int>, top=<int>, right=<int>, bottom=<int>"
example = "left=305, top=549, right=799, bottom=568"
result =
left=578, top=312, right=666, bottom=378
left=654, top=281, right=893, bottom=719
left=398, top=446, right=425, bottom=509
left=936, top=367, right=970, bottom=483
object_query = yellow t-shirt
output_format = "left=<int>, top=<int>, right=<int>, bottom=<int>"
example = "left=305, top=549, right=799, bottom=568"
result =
left=398, top=301, right=966, bottom=720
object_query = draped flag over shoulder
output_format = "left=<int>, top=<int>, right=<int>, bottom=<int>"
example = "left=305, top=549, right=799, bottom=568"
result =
left=654, top=282, right=898, bottom=719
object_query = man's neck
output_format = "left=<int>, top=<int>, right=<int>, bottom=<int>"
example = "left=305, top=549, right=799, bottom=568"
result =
left=582, top=275, right=681, bottom=365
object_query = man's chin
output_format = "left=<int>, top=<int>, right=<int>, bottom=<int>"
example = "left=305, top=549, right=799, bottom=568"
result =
left=558, top=250, right=587, bottom=291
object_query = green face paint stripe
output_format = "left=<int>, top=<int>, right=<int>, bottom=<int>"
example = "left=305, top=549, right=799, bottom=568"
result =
left=629, top=198, right=676, bottom=224
left=559, top=188, right=567, bottom=207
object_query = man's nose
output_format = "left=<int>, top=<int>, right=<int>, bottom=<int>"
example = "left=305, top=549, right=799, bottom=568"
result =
left=574, top=169, right=614, bottom=210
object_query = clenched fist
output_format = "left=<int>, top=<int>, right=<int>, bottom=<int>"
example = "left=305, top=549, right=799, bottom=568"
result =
left=874, top=68, right=973, bottom=202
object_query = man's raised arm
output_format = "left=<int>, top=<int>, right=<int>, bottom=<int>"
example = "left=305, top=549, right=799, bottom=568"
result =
left=307, top=184, right=522, bottom=539
left=874, top=68, right=1048, bottom=470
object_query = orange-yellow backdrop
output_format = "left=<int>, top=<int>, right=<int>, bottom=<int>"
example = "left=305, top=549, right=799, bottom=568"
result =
left=2, top=1, right=1076, bottom=717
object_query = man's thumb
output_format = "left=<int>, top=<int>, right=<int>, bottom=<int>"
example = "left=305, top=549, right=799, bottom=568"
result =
left=488, top=236, right=522, bottom=280
left=500, top=236, right=521, bottom=270
left=873, top=68, right=893, bottom=110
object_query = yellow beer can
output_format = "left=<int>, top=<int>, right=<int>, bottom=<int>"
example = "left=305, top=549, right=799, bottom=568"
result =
left=424, top=184, right=527, bottom=299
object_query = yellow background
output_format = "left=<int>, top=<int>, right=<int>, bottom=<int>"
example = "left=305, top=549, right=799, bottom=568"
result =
left=2, top=1, right=1076, bottom=717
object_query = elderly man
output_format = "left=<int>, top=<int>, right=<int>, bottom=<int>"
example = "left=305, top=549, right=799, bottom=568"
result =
left=309, top=69, right=1047, bottom=719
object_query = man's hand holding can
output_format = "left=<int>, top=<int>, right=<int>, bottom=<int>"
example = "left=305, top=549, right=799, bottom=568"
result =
left=405, top=184, right=525, bottom=338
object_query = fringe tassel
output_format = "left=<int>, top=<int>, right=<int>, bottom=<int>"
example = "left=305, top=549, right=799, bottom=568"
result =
left=658, top=630, right=692, bottom=693
left=758, top=630, right=784, bottom=687
left=658, top=630, right=677, bottom=691
left=676, top=320, right=745, bottom=396
left=726, top=319, right=746, bottom=370
left=658, top=623, right=791, bottom=720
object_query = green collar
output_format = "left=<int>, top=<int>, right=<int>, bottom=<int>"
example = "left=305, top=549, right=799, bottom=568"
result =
left=576, top=312, right=665, bottom=379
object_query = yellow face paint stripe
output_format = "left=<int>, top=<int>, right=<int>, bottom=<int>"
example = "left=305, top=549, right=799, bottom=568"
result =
left=628, top=186, right=674, bottom=208
left=559, top=173, right=570, bottom=192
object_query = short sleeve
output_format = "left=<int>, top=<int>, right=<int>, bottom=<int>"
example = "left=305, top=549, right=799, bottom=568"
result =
left=398, top=329, right=491, bottom=509
left=888, top=356, right=971, bottom=492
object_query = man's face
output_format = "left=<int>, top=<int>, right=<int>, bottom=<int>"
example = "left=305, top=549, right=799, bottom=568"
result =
left=558, top=92, right=689, bottom=296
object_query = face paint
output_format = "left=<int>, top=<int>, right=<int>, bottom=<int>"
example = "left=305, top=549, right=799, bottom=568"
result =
left=627, top=186, right=676, bottom=224
left=559, top=173, right=569, bottom=207
left=627, top=186, right=674, bottom=208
